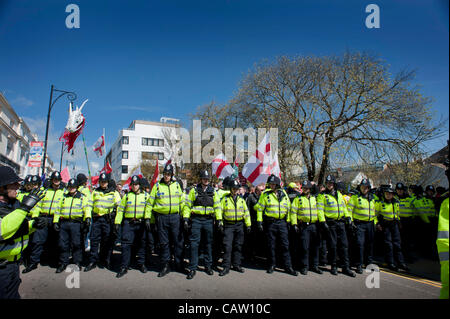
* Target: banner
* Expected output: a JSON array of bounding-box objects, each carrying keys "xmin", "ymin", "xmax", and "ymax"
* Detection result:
[{"xmin": 28, "ymin": 141, "xmax": 44, "ymax": 167}]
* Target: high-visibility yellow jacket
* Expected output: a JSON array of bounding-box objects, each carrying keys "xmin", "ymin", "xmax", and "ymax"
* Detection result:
[
  {"xmin": 348, "ymin": 193, "xmax": 378, "ymax": 223},
  {"xmin": 0, "ymin": 204, "xmax": 35, "ymax": 262},
  {"xmin": 316, "ymin": 191, "xmax": 351, "ymax": 221},
  {"xmin": 183, "ymin": 185, "xmax": 222, "ymax": 220},
  {"xmin": 216, "ymin": 189, "xmax": 229, "ymax": 200},
  {"xmin": 144, "ymin": 180, "xmax": 185, "ymax": 219},
  {"xmin": 78, "ymin": 185, "xmax": 92, "ymax": 209},
  {"xmin": 436, "ymin": 195, "xmax": 449, "ymax": 299},
  {"xmin": 115, "ymin": 191, "xmax": 149, "ymax": 224},
  {"xmin": 375, "ymin": 199, "xmax": 400, "ymax": 222},
  {"xmin": 32, "ymin": 187, "xmax": 65, "ymax": 218},
  {"xmin": 396, "ymin": 195, "xmax": 416, "ymax": 218},
  {"xmin": 91, "ymin": 188, "xmax": 121, "ymax": 217},
  {"xmin": 53, "ymin": 192, "xmax": 92, "ymax": 223},
  {"xmin": 255, "ymin": 189, "xmax": 291, "ymax": 223},
  {"xmin": 220, "ymin": 193, "xmax": 250, "ymax": 227},
  {"xmin": 411, "ymin": 196, "xmax": 435, "ymax": 222},
  {"xmin": 290, "ymin": 195, "xmax": 325, "ymax": 224}
]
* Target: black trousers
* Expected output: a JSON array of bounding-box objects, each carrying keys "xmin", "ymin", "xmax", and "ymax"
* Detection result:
[
  {"xmin": 222, "ymin": 221, "xmax": 245, "ymax": 269},
  {"xmin": 0, "ymin": 262, "xmax": 21, "ymax": 299},
  {"xmin": 58, "ymin": 220, "xmax": 83, "ymax": 265},
  {"xmin": 383, "ymin": 220, "xmax": 405, "ymax": 265},
  {"xmin": 354, "ymin": 221, "xmax": 375, "ymax": 267},
  {"xmin": 325, "ymin": 220, "xmax": 350, "ymax": 268},
  {"xmin": 265, "ymin": 219, "xmax": 292, "ymax": 269},
  {"xmin": 299, "ymin": 223, "xmax": 320, "ymax": 269},
  {"xmin": 156, "ymin": 214, "xmax": 184, "ymax": 266},
  {"xmin": 120, "ymin": 220, "xmax": 147, "ymax": 268},
  {"xmin": 89, "ymin": 216, "xmax": 113, "ymax": 264}
]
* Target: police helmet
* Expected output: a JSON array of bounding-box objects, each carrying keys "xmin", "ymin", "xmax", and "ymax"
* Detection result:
[
  {"xmin": 50, "ymin": 171, "xmax": 62, "ymax": 181},
  {"xmin": 425, "ymin": 185, "xmax": 435, "ymax": 193},
  {"xmin": 23, "ymin": 175, "xmax": 33, "ymax": 185},
  {"xmin": 99, "ymin": 173, "xmax": 109, "ymax": 183},
  {"xmin": 230, "ymin": 180, "xmax": 241, "ymax": 189},
  {"xmin": 302, "ymin": 180, "xmax": 312, "ymax": 189},
  {"xmin": 396, "ymin": 182, "xmax": 406, "ymax": 191},
  {"xmin": 384, "ymin": 187, "xmax": 395, "ymax": 194},
  {"xmin": 223, "ymin": 176, "xmax": 233, "ymax": 190},
  {"xmin": 200, "ymin": 170, "xmax": 210, "ymax": 180},
  {"xmin": 325, "ymin": 175, "xmax": 336, "ymax": 184},
  {"xmin": 163, "ymin": 164, "xmax": 174, "ymax": 175},
  {"xmin": 0, "ymin": 166, "xmax": 23, "ymax": 187},
  {"xmin": 67, "ymin": 178, "xmax": 78, "ymax": 188},
  {"xmin": 359, "ymin": 178, "xmax": 371, "ymax": 188},
  {"xmin": 77, "ymin": 173, "xmax": 88, "ymax": 185},
  {"xmin": 267, "ymin": 174, "xmax": 281, "ymax": 186},
  {"xmin": 130, "ymin": 175, "xmax": 140, "ymax": 185}
]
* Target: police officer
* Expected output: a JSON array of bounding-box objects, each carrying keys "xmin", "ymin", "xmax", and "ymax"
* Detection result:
[
  {"xmin": 23, "ymin": 171, "xmax": 65, "ymax": 273},
  {"xmin": 255, "ymin": 174, "xmax": 297, "ymax": 276},
  {"xmin": 0, "ymin": 166, "xmax": 47, "ymax": 298},
  {"xmin": 317, "ymin": 175, "xmax": 356, "ymax": 277},
  {"xmin": 375, "ymin": 187, "xmax": 409, "ymax": 271},
  {"xmin": 145, "ymin": 164, "xmax": 185, "ymax": 277},
  {"xmin": 53, "ymin": 179, "xmax": 91, "ymax": 273},
  {"xmin": 84, "ymin": 173, "xmax": 121, "ymax": 272},
  {"xmin": 183, "ymin": 170, "xmax": 221, "ymax": 279},
  {"xmin": 396, "ymin": 182, "xmax": 418, "ymax": 262},
  {"xmin": 436, "ymin": 159, "xmax": 449, "ymax": 299},
  {"xmin": 290, "ymin": 180, "xmax": 326, "ymax": 275},
  {"xmin": 347, "ymin": 178, "xmax": 377, "ymax": 274},
  {"xmin": 219, "ymin": 179, "xmax": 251, "ymax": 276},
  {"xmin": 115, "ymin": 175, "xmax": 149, "ymax": 278}
]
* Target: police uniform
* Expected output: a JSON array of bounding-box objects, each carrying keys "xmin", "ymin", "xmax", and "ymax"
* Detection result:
[
  {"xmin": 183, "ymin": 170, "xmax": 222, "ymax": 278},
  {"xmin": 219, "ymin": 180, "xmax": 250, "ymax": 276},
  {"xmin": 347, "ymin": 179, "xmax": 377, "ymax": 273},
  {"xmin": 437, "ymin": 192, "xmax": 449, "ymax": 299},
  {"xmin": 290, "ymin": 181, "xmax": 325, "ymax": 274},
  {"xmin": 375, "ymin": 188, "xmax": 408, "ymax": 271},
  {"xmin": 0, "ymin": 166, "xmax": 45, "ymax": 298},
  {"xmin": 115, "ymin": 176, "xmax": 149, "ymax": 277},
  {"xmin": 145, "ymin": 164, "xmax": 185, "ymax": 277},
  {"xmin": 24, "ymin": 172, "xmax": 65, "ymax": 272},
  {"xmin": 53, "ymin": 179, "xmax": 92, "ymax": 272},
  {"xmin": 316, "ymin": 175, "xmax": 355, "ymax": 276},
  {"xmin": 85, "ymin": 174, "xmax": 121, "ymax": 271},
  {"xmin": 255, "ymin": 175, "xmax": 297, "ymax": 275}
]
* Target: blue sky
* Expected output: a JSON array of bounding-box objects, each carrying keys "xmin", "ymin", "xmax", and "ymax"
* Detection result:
[{"xmin": 0, "ymin": 0, "xmax": 448, "ymax": 176}]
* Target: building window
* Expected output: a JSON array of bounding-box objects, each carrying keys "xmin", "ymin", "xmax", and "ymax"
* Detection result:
[
  {"xmin": 142, "ymin": 151, "xmax": 164, "ymax": 161},
  {"xmin": 20, "ymin": 148, "xmax": 25, "ymax": 161},
  {"xmin": 159, "ymin": 153, "xmax": 164, "ymax": 160},
  {"xmin": 122, "ymin": 165, "xmax": 128, "ymax": 174},
  {"xmin": 122, "ymin": 136, "xmax": 129, "ymax": 145},
  {"xmin": 142, "ymin": 137, "xmax": 164, "ymax": 147},
  {"xmin": 6, "ymin": 140, "xmax": 13, "ymax": 156},
  {"xmin": 122, "ymin": 151, "xmax": 128, "ymax": 159}
]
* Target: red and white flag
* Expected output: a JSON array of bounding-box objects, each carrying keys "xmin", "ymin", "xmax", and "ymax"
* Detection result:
[
  {"xmin": 212, "ymin": 153, "xmax": 235, "ymax": 179},
  {"xmin": 92, "ymin": 135, "xmax": 105, "ymax": 157},
  {"xmin": 270, "ymin": 151, "xmax": 283, "ymax": 186},
  {"xmin": 150, "ymin": 160, "xmax": 159, "ymax": 191},
  {"xmin": 61, "ymin": 167, "xmax": 71, "ymax": 183},
  {"xmin": 242, "ymin": 132, "xmax": 271, "ymax": 186},
  {"xmin": 100, "ymin": 161, "xmax": 112, "ymax": 174}
]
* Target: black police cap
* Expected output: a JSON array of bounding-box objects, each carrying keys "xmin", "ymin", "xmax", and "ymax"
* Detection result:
[
  {"xmin": 325, "ymin": 175, "xmax": 336, "ymax": 183},
  {"xmin": 50, "ymin": 171, "xmax": 62, "ymax": 181},
  {"xmin": 0, "ymin": 165, "xmax": 23, "ymax": 187},
  {"xmin": 130, "ymin": 175, "xmax": 140, "ymax": 185},
  {"xmin": 302, "ymin": 180, "xmax": 312, "ymax": 189},
  {"xmin": 67, "ymin": 178, "xmax": 78, "ymax": 188},
  {"xmin": 99, "ymin": 173, "xmax": 109, "ymax": 182}
]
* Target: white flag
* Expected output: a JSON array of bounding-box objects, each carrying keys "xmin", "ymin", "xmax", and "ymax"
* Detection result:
[
  {"xmin": 92, "ymin": 135, "xmax": 105, "ymax": 157},
  {"xmin": 212, "ymin": 153, "xmax": 235, "ymax": 179},
  {"xmin": 242, "ymin": 132, "xmax": 271, "ymax": 186}
]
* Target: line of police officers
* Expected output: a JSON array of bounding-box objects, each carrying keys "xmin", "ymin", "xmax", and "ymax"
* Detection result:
[{"xmin": 1, "ymin": 162, "xmax": 449, "ymax": 299}]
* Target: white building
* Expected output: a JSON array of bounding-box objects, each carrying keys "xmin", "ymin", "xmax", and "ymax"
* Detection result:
[
  {"xmin": 106, "ymin": 118, "xmax": 180, "ymax": 182},
  {"xmin": 0, "ymin": 93, "xmax": 54, "ymax": 177}
]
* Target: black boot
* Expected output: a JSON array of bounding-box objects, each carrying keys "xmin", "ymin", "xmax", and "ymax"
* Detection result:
[
  {"xmin": 232, "ymin": 265, "xmax": 245, "ymax": 273},
  {"xmin": 22, "ymin": 263, "xmax": 38, "ymax": 274},
  {"xmin": 158, "ymin": 264, "xmax": 170, "ymax": 277},
  {"xmin": 310, "ymin": 266, "xmax": 323, "ymax": 275},
  {"xmin": 286, "ymin": 267, "xmax": 298, "ymax": 276},
  {"xmin": 266, "ymin": 265, "xmax": 275, "ymax": 274},
  {"xmin": 186, "ymin": 270, "xmax": 196, "ymax": 280},
  {"xmin": 84, "ymin": 262, "xmax": 97, "ymax": 272},
  {"xmin": 356, "ymin": 265, "xmax": 363, "ymax": 274},
  {"xmin": 330, "ymin": 266, "xmax": 338, "ymax": 275},
  {"xmin": 398, "ymin": 263, "xmax": 409, "ymax": 271},
  {"xmin": 205, "ymin": 267, "xmax": 214, "ymax": 275},
  {"xmin": 116, "ymin": 267, "xmax": 128, "ymax": 278},
  {"xmin": 342, "ymin": 267, "xmax": 356, "ymax": 277},
  {"xmin": 138, "ymin": 264, "xmax": 148, "ymax": 273},
  {"xmin": 300, "ymin": 267, "xmax": 308, "ymax": 275},
  {"xmin": 56, "ymin": 264, "xmax": 67, "ymax": 273},
  {"xmin": 387, "ymin": 263, "xmax": 398, "ymax": 271},
  {"xmin": 219, "ymin": 267, "xmax": 230, "ymax": 276}
]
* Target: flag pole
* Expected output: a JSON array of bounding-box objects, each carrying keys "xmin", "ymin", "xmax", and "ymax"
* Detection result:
[{"xmin": 82, "ymin": 132, "xmax": 92, "ymax": 185}]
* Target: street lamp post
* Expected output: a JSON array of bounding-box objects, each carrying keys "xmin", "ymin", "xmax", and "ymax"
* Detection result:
[{"xmin": 41, "ymin": 84, "xmax": 77, "ymax": 176}]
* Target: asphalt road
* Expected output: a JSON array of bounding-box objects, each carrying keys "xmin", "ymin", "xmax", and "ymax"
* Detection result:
[{"xmin": 18, "ymin": 253, "xmax": 441, "ymax": 299}]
